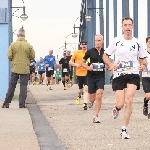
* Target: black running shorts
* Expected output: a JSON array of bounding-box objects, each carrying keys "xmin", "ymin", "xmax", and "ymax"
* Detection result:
[
  {"xmin": 142, "ymin": 77, "xmax": 150, "ymax": 93},
  {"xmin": 88, "ymin": 76, "xmax": 105, "ymax": 94},
  {"xmin": 77, "ymin": 76, "xmax": 87, "ymax": 89},
  {"xmin": 112, "ymin": 74, "xmax": 140, "ymax": 91},
  {"xmin": 46, "ymin": 67, "xmax": 54, "ymax": 77},
  {"xmin": 62, "ymin": 72, "xmax": 69, "ymax": 77}
]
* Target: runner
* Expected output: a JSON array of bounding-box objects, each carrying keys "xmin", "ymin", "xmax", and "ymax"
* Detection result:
[
  {"xmin": 82, "ymin": 34, "xmax": 105, "ymax": 121},
  {"xmin": 36, "ymin": 57, "xmax": 45, "ymax": 85},
  {"xmin": 142, "ymin": 36, "xmax": 150, "ymax": 119},
  {"xmin": 69, "ymin": 41, "xmax": 88, "ymax": 110},
  {"xmin": 66, "ymin": 50, "xmax": 73, "ymax": 86},
  {"xmin": 29, "ymin": 59, "xmax": 36, "ymax": 85},
  {"xmin": 44, "ymin": 50, "xmax": 56, "ymax": 90},
  {"xmin": 103, "ymin": 17, "xmax": 147, "ymax": 139},
  {"xmin": 59, "ymin": 52, "xmax": 70, "ymax": 90}
]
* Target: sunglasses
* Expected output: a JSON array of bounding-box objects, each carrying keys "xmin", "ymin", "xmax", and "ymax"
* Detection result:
[{"xmin": 81, "ymin": 43, "xmax": 87, "ymax": 45}]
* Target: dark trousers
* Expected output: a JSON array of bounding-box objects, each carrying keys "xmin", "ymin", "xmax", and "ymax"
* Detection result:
[{"xmin": 4, "ymin": 72, "xmax": 28, "ymax": 107}]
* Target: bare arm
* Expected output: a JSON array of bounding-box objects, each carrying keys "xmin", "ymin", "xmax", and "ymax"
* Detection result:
[
  {"xmin": 139, "ymin": 58, "xmax": 147, "ymax": 66},
  {"xmin": 69, "ymin": 60, "xmax": 81, "ymax": 67},
  {"xmin": 138, "ymin": 58, "xmax": 147, "ymax": 71},
  {"xmin": 81, "ymin": 59, "xmax": 93, "ymax": 71},
  {"xmin": 103, "ymin": 54, "xmax": 113, "ymax": 70}
]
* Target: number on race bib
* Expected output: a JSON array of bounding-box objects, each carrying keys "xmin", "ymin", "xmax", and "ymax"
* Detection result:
[
  {"xmin": 48, "ymin": 67, "xmax": 53, "ymax": 71},
  {"xmin": 63, "ymin": 68, "xmax": 68, "ymax": 72},
  {"xmin": 118, "ymin": 61, "xmax": 133, "ymax": 71},
  {"xmin": 92, "ymin": 63, "xmax": 104, "ymax": 71}
]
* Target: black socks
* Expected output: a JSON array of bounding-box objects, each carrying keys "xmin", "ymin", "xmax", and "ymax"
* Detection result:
[
  {"xmin": 144, "ymin": 97, "xmax": 149, "ymax": 107},
  {"xmin": 116, "ymin": 106, "xmax": 121, "ymax": 111}
]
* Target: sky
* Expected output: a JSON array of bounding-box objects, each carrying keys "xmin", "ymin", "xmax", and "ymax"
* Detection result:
[{"xmin": 12, "ymin": 0, "xmax": 148, "ymax": 60}]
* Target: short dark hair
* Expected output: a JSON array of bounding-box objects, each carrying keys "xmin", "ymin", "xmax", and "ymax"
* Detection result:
[
  {"xmin": 122, "ymin": 17, "xmax": 133, "ymax": 24},
  {"xmin": 146, "ymin": 37, "xmax": 150, "ymax": 43}
]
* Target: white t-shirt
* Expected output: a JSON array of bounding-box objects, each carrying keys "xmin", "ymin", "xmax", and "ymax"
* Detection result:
[
  {"xmin": 105, "ymin": 36, "xmax": 146, "ymax": 79},
  {"xmin": 142, "ymin": 51, "xmax": 150, "ymax": 77}
]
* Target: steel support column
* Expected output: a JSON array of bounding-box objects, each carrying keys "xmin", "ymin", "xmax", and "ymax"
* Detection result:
[
  {"xmin": 9, "ymin": 0, "xmax": 12, "ymax": 78},
  {"xmin": 105, "ymin": 0, "xmax": 110, "ymax": 84},
  {"xmin": 87, "ymin": 0, "xmax": 95, "ymax": 49},
  {"xmin": 113, "ymin": 0, "xmax": 117, "ymax": 38},
  {"xmin": 133, "ymin": 0, "xmax": 138, "ymax": 38},
  {"xmin": 0, "ymin": 0, "xmax": 11, "ymax": 100},
  {"xmin": 99, "ymin": 0, "xmax": 104, "ymax": 38},
  {"xmin": 147, "ymin": 0, "xmax": 150, "ymax": 36},
  {"xmin": 92, "ymin": 0, "xmax": 96, "ymax": 47},
  {"xmin": 122, "ymin": 0, "xmax": 129, "ymax": 18}
]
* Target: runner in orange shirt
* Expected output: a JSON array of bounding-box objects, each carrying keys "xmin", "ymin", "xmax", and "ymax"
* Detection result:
[{"xmin": 69, "ymin": 41, "xmax": 88, "ymax": 110}]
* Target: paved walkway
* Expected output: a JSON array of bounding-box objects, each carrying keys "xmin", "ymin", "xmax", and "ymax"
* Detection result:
[
  {"xmin": 28, "ymin": 83, "xmax": 149, "ymax": 150},
  {"xmin": 1, "ymin": 83, "xmax": 150, "ymax": 150},
  {"xmin": 0, "ymin": 84, "xmax": 40, "ymax": 150}
]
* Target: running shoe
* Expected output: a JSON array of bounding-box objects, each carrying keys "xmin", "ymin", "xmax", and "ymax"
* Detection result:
[
  {"xmin": 93, "ymin": 116, "xmax": 100, "ymax": 123},
  {"xmin": 40, "ymin": 82, "xmax": 45, "ymax": 85},
  {"xmin": 121, "ymin": 129, "xmax": 130, "ymax": 139},
  {"xmin": 64, "ymin": 87, "xmax": 66, "ymax": 90},
  {"xmin": 143, "ymin": 106, "xmax": 148, "ymax": 116},
  {"xmin": 76, "ymin": 97, "xmax": 80, "ymax": 105},
  {"xmin": 88, "ymin": 102, "xmax": 94, "ymax": 108},
  {"xmin": 49, "ymin": 87, "xmax": 52, "ymax": 90},
  {"xmin": 83, "ymin": 103, "xmax": 87, "ymax": 110},
  {"xmin": 112, "ymin": 106, "xmax": 119, "ymax": 119}
]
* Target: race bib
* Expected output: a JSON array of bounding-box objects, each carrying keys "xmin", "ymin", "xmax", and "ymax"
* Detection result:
[
  {"xmin": 92, "ymin": 63, "xmax": 104, "ymax": 71},
  {"xmin": 145, "ymin": 68, "xmax": 150, "ymax": 74},
  {"xmin": 118, "ymin": 61, "xmax": 133, "ymax": 71},
  {"xmin": 48, "ymin": 67, "xmax": 53, "ymax": 71},
  {"xmin": 63, "ymin": 68, "xmax": 68, "ymax": 72}
]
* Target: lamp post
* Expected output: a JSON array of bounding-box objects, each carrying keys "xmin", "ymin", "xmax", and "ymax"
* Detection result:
[
  {"xmin": 64, "ymin": 33, "xmax": 76, "ymax": 51},
  {"xmin": 85, "ymin": 8, "xmax": 103, "ymax": 22},
  {"xmin": 71, "ymin": 16, "xmax": 81, "ymax": 38},
  {"xmin": 72, "ymin": 24, "xmax": 80, "ymax": 38},
  {"xmin": 11, "ymin": 6, "xmax": 28, "ymax": 21}
]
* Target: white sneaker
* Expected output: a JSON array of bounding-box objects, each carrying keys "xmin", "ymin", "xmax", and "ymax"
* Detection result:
[
  {"xmin": 121, "ymin": 129, "xmax": 130, "ymax": 139},
  {"xmin": 93, "ymin": 116, "xmax": 100, "ymax": 123},
  {"xmin": 112, "ymin": 106, "xmax": 119, "ymax": 119}
]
